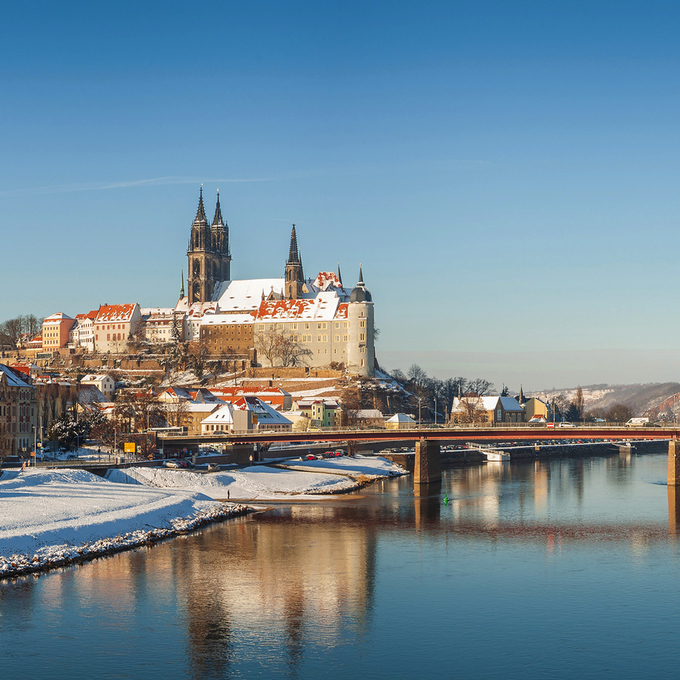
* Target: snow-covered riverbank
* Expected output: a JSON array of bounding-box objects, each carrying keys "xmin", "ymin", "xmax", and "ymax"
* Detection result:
[
  {"xmin": 106, "ymin": 455, "xmax": 408, "ymax": 500},
  {"xmin": 0, "ymin": 456, "xmax": 407, "ymax": 579},
  {"xmin": 0, "ymin": 469, "xmax": 249, "ymax": 578}
]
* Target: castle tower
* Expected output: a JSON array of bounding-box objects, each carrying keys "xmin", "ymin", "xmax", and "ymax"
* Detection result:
[
  {"xmin": 187, "ymin": 187, "xmax": 231, "ymax": 303},
  {"xmin": 347, "ymin": 265, "xmax": 375, "ymax": 377},
  {"xmin": 285, "ymin": 224, "xmax": 305, "ymax": 299}
]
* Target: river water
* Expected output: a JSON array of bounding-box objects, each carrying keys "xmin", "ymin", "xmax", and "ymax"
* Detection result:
[{"xmin": 2, "ymin": 451, "xmax": 680, "ymax": 679}]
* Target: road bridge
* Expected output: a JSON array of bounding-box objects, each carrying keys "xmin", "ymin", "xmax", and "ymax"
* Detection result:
[{"xmin": 157, "ymin": 425, "xmax": 680, "ymax": 484}]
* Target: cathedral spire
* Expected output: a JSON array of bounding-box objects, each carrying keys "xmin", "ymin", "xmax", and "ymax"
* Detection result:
[
  {"xmin": 337, "ymin": 262, "xmax": 343, "ymax": 286},
  {"xmin": 212, "ymin": 189, "xmax": 224, "ymax": 227},
  {"xmin": 194, "ymin": 185, "xmax": 208, "ymax": 225},
  {"xmin": 288, "ymin": 224, "xmax": 300, "ymax": 264},
  {"xmin": 180, "ymin": 269, "xmax": 185, "ymax": 298}
]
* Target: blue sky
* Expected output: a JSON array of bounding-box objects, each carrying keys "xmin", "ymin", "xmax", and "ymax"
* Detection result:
[{"xmin": 2, "ymin": 1, "xmax": 680, "ymax": 390}]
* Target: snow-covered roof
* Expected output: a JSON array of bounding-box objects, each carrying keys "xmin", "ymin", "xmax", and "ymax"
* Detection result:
[
  {"xmin": 312, "ymin": 271, "xmax": 346, "ymax": 293},
  {"xmin": 202, "ymin": 403, "xmax": 234, "ymax": 425},
  {"xmin": 0, "ymin": 364, "xmax": 31, "ymax": 388},
  {"xmin": 174, "ymin": 299, "xmax": 217, "ymax": 318},
  {"xmin": 43, "ymin": 312, "xmax": 74, "ymax": 323},
  {"xmin": 232, "ymin": 396, "xmax": 293, "ymax": 425},
  {"xmin": 140, "ymin": 307, "xmax": 175, "ymax": 317},
  {"xmin": 354, "ymin": 409, "xmax": 384, "ymax": 419},
  {"xmin": 214, "ymin": 279, "xmax": 285, "ymax": 312},
  {"xmin": 386, "ymin": 413, "xmax": 415, "ymax": 423},
  {"xmin": 96, "ymin": 304, "xmax": 138, "ymax": 323},
  {"xmin": 499, "ymin": 397, "xmax": 525, "ymax": 412},
  {"xmin": 81, "ymin": 374, "xmax": 112, "ymax": 382},
  {"xmin": 202, "ymin": 312, "xmax": 256, "ymax": 326},
  {"xmin": 254, "ymin": 291, "xmax": 342, "ymax": 322}
]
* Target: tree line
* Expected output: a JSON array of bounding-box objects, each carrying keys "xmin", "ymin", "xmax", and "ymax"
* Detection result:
[{"xmin": 0, "ymin": 315, "xmax": 43, "ymax": 349}]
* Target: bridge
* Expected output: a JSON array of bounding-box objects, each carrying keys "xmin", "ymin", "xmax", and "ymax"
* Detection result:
[{"xmin": 157, "ymin": 425, "xmax": 680, "ymax": 485}]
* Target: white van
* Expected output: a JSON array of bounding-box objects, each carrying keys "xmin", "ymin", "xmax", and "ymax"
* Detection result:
[{"xmin": 625, "ymin": 417, "xmax": 649, "ymax": 427}]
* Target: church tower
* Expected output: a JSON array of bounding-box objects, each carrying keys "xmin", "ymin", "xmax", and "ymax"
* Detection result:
[
  {"xmin": 187, "ymin": 187, "xmax": 231, "ymax": 303},
  {"xmin": 285, "ymin": 224, "xmax": 305, "ymax": 299}
]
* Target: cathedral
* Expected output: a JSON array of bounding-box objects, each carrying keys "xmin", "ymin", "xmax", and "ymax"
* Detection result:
[{"xmin": 178, "ymin": 188, "xmax": 376, "ymax": 377}]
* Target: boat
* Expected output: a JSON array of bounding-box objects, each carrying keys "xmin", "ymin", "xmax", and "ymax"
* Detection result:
[{"xmin": 484, "ymin": 449, "xmax": 511, "ymax": 462}]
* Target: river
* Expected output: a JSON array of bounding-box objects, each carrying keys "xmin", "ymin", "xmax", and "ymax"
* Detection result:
[{"xmin": 2, "ymin": 451, "xmax": 680, "ymax": 679}]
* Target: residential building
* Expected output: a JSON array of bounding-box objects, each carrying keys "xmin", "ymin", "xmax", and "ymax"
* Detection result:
[
  {"xmin": 42, "ymin": 313, "xmax": 76, "ymax": 351},
  {"xmin": 451, "ymin": 396, "xmax": 526, "ymax": 424},
  {"xmin": 524, "ymin": 397, "xmax": 550, "ymax": 421},
  {"xmin": 94, "ymin": 303, "xmax": 141, "ymax": 353},
  {"xmin": 69, "ymin": 310, "xmax": 97, "ymax": 351},
  {"xmin": 201, "ymin": 396, "xmax": 292, "ymax": 434},
  {"xmin": 0, "ymin": 364, "xmax": 38, "ymax": 458},
  {"xmin": 141, "ymin": 307, "xmax": 185, "ymax": 344},
  {"xmin": 294, "ymin": 398, "xmax": 339, "ymax": 428},
  {"xmin": 80, "ymin": 374, "xmax": 116, "ymax": 399}
]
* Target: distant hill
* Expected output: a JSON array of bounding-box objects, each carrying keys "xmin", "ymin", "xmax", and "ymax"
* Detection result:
[{"xmin": 531, "ymin": 383, "xmax": 680, "ymax": 418}]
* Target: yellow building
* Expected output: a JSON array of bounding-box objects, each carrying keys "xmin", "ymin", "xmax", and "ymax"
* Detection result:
[
  {"xmin": 524, "ymin": 397, "xmax": 549, "ymax": 421},
  {"xmin": 42, "ymin": 312, "xmax": 76, "ymax": 351}
]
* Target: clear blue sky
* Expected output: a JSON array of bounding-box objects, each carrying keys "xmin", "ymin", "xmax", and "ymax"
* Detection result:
[{"xmin": 2, "ymin": 1, "xmax": 680, "ymax": 390}]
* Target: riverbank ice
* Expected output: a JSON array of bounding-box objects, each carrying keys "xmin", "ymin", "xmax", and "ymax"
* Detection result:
[{"xmin": 0, "ymin": 468, "xmax": 249, "ymax": 579}]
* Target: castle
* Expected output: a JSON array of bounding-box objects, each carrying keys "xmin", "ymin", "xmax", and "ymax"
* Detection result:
[{"xmin": 175, "ymin": 188, "xmax": 376, "ymax": 377}]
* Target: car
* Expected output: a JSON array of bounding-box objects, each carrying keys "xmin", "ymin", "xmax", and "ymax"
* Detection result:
[
  {"xmin": 558, "ymin": 422, "xmax": 575, "ymax": 428},
  {"xmin": 305, "ymin": 454, "xmax": 316, "ymax": 461},
  {"xmin": 207, "ymin": 463, "xmax": 221, "ymax": 472},
  {"xmin": 164, "ymin": 460, "xmax": 179, "ymax": 468}
]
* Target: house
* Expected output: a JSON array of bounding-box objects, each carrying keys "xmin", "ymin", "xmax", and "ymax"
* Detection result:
[
  {"xmin": 80, "ymin": 374, "xmax": 116, "ymax": 399},
  {"xmin": 0, "ymin": 364, "xmax": 37, "ymax": 458},
  {"xmin": 349, "ymin": 409, "xmax": 385, "ymax": 428},
  {"xmin": 524, "ymin": 397, "xmax": 550, "ymax": 421},
  {"xmin": 69, "ymin": 310, "xmax": 98, "ymax": 351},
  {"xmin": 201, "ymin": 396, "xmax": 293, "ymax": 434},
  {"xmin": 294, "ymin": 398, "xmax": 339, "ymax": 428},
  {"xmin": 94, "ymin": 303, "xmax": 141, "ymax": 353},
  {"xmin": 451, "ymin": 396, "xmax": 526, "ymax": 424},
  {"xmin": 42, "ymin": 313, "xmax": 76, "ymax": 351},
  {"xmin": 141, "ymin": 307, "xmax": 185, "ymax": 344}
]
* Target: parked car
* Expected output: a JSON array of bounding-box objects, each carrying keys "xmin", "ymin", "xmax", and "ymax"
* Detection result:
[
  {"xmin": 164, "ymin": 460, "xmax": 179, "ymax": 468},
  {"xmin": 207, "ymin": 463, "xmax": 221, "ymax": 472}
]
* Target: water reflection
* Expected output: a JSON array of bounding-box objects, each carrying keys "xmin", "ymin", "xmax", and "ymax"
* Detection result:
[{"xmin": 0, "ymin": 452, "xmax": 676, "ymax": 680}]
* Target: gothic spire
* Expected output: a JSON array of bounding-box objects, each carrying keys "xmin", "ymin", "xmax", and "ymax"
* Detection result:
[
  {"xmin": 194, "ymin": 185, "xmax": 208, "ymax": 225},
  {"xmin": 358, "ymin": 263, "xmax": 364, "ymax": 284},
  {"xmin": 337, "ymin": 262, "xmax": 343, "ymax": 286},
  {"xmin": 180, "ymin": 269, "xmax": 185, "ymax": 298},
  {"xmin": 212, "ymin": 189, "xmax": 224, "ymax": 227},
  {"xmin": 288, "ymin": 224, "xmax": 300, "ymax": 263}
]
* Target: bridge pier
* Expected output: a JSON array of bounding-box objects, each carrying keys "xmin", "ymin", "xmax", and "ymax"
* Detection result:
[
  {"xmin": 227, "ymin": 444, "xmax": 255, "ymax": 466},
  {"xmin": 414, "ymin": 438, "xmax": 441, "ymax": 484},
  {"xmin": 669, "ymin": 441, "xmax": 680, "ymax": 486}
]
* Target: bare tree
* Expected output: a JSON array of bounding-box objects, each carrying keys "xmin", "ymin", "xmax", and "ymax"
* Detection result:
[
  {"xmin": 452, "ymin": 396, "xmax": 487, "ymax": 424},
  {"xmin": 466, "ymin": 378, "xmax": 494, "ymax": 397},
  {"xmin": 255, "ymin": 328, "xmax": 313, "ymax": 367}
]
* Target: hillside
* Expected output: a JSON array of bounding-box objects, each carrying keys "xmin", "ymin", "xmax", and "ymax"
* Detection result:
[{"xmin": 532, "ymin": 383, "xmax": 680, "ymax": 418}]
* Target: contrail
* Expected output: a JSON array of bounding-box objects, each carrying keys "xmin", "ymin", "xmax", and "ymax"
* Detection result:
[{"xmin": 0, "ymin": 176, "xmax": 273, "ymax": 197}]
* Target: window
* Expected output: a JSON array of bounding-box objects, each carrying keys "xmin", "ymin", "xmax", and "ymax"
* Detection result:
[
  {"xmin": 322, "ymin": 335, "xmax": 328, "ymax": 342},
  {"xmin": 334, "ymin": 322, "xmax": 340, "ymax": 329},
  {"xmin": 335, "ymin": 335, "xmax": 340, "ymax": 342},
  {"xmin": 360, "ymin": 320, "xmax": 365, "ymax": 328},
  {"xmin": 360, "ymin": 333, "xmax": 365, "ymax": 341},
  {"xmin": 360, "ymin": 346, "xmax": 366, "ymax": 353},
  {"xmin": 496, "ymin": 409, "xmax": 502, "ymax": 421},
  {"xmin": 107, "ymin": 334, "xmax": 110, "ymax": 341},
  {"xmin": 343, "ymin": 335, "xmax": 348, "ymax": 342},
  {"xmin": 305, "ymin": 323, "xmax": 310, "ymax": 330},
  {"xmin": 291, "ymin": 323, "xmax": 297, "ymax": 330},
  {"xmin": 317, "ymin": 335, "xmax": 322, "ymax": 342}
]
